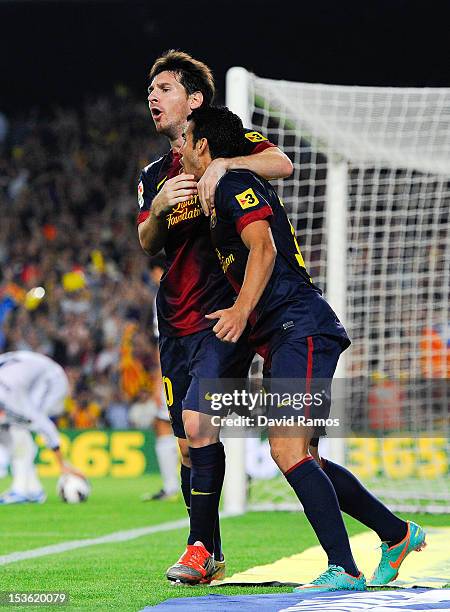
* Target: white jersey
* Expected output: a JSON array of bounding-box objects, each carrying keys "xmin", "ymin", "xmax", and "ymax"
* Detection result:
[{"xmin": 0, "ymin": 351, "xmax": 69, "ymax": 449}]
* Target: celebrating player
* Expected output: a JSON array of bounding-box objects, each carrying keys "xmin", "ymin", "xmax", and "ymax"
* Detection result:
[
  {"xmin": 0, "ymin": 350, "xmax": 85, "ymax": 504},
  {"xmin": 137, "ymin": 50, "xmax": 293, "ymax": 584},
  {"xmin": 180, "ymin": 105, "xmax": 426, "ymax": 592}
]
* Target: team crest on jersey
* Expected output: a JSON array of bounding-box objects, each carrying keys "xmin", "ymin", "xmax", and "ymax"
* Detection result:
[
  {"xmin": 244, "ymin": 131, "xmax": 268, "ymax": 143},
  {"xmin": 138, "ymin": 181, "xmax": 144, "ymax": 208},
  {"xmin": 235, "ymin": 187, "xmax": 260, "ymax": 209}
]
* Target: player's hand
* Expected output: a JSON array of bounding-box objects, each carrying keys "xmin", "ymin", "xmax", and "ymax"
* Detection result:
[
  {"xmin": 205, "ymin": 305, "xmax": 248, "ymax": 343},
  {"xmin": 61, "ymin": 462, "xmax": 87, "ymax": 480},
  {"xmin": 197, "ymin": 158, "xmax": 229, "ymax": 216},
  {"xmin": 152, "ymin": 174, "xmax": 197, "ymax": 218}
]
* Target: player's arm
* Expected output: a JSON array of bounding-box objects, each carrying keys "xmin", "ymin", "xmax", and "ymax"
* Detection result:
[
  {"xmin": 206, "ymin": 221, "xmax": 276, "ymax": 343},
  {"xmin": 30, "ymin": 414, "xmax": 85, "ymax": 477},
  {"xmin": 198, "ymin": 138, "xmax": 292, "ymax": 215}
]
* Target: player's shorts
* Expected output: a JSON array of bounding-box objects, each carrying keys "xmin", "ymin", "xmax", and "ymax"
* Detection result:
[
  {"xmin": 159, "ymin": 328, "xmax": 254, "ymax": 438},
  {"xmin": 264, "ymin": 331, "xmax": 347, "ymax": 437}
]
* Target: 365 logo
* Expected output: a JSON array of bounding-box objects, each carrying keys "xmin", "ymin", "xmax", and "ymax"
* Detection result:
[{"xmin": 235, "ymin": 187, "xmax": 259, "ymax": 209}]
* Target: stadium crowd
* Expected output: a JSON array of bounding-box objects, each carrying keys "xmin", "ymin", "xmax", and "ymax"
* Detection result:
[{"xmin": 0, "ymin": 87, "xmax": 168, "ymax": 429}]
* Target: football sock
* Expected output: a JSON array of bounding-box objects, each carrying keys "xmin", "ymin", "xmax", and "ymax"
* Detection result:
[
  {"xmin": 212, "ymin": 443, "xmax": 225, "ymax": 562},
  {"xmin": 188, "ymin": 442, "xmax": 225, "ymax": 555},
  {"xmin": 284, "ymin": 456, "xmax": 359, "ymax": 576},
  {"xmin": 181, "ymin": 461, "xmax": 224, "ymax": 560},
  {"xmin": 322, "ymin": 459, "xmax": 408, "ymax": 545},
  {"xmin": 155, "ymin": 434, "xmax": 179, "ymax": 496}
]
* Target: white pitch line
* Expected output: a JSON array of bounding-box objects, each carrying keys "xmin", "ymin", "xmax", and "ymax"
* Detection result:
[{"xmin": 0, "ymin": 517, "xmax": 191, "ymax": 566}]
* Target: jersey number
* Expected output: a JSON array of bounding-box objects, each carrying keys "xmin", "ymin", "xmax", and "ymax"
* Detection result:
[
  {"xmin": 162, "ymin": 376, "xmax": 174, "ymax": 407},
  {"xmin": 289, "ymin": 220, "xmax": 307, "ymax": 269},
  {"xmin": 279, "ymin": 198, "xmax": 307, "ymax": 269}
]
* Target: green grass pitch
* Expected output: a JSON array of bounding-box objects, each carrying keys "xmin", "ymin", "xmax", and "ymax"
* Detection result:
[{"xmin": 0, "ymin": 475, "xmax": 448, "ymax": 611}]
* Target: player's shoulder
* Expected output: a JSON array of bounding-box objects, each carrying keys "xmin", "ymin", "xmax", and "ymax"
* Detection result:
[
  {"xmin": 215, "ymin": 170, "xmax": 270, "ymax": 212},
  {"xmin": 140, "ymin": 153, "xmax": 169, "ymax": 182},
  {"xmin": 217, "ymin": 170, "xmax": 268, "ymax": 195}
]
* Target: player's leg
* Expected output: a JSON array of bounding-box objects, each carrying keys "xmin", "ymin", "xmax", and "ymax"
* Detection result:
[
  {"xmin": 158, "ymin": 333, "xmax": 218, "ymax": 583},
  {"xmin": 0, "ymin": 426, "xmax": 14, "ymax": 501},
  {"xmin": 184, "ymin": 329, "xmax": 254, "ymax": 558},
  {"xmin": 268, "ymin": 334, "xmax": 365, "ymax": 592},
  {"xmin": 158, "ymin": 334, "xmax": 191, "ymax": 501},
  {"xmin": 167, "ymin": 329, "xmax": 253, "ymax": 584},
  {"xmin": 151, "ymin": 418, "xmax": 179, "ymax": 499},
  {"xmin": 0, "ymin": 429, "xmax": 9, "ymax": 479},
  {"xmin": 309, "ymin": 436, "xmax": 424, "ymax": 585},
  {"xmin": 0, "ymin": 387, "xmax": 46, "ymax": 504},
  {"xmin": 8, "ymin": 425, "xmax": 45, "ymax": 503}
]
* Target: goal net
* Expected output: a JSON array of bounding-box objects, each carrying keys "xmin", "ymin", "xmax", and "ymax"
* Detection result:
[{"xmin": 225, "ymin": 68, "xmax": 450, "ymax": 514}]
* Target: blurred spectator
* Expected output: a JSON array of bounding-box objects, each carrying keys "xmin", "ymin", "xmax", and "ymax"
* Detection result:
[
  {"xmin": 105, "ymin": 390, "xmax": 130, "ymax": 430},
  {"xmin": 129, "ymin": 388, "xmax": 158, "ymax": 429},
  {"xmin": 0, "ymin": 89, "xmax": 167, "ymax": 427}
]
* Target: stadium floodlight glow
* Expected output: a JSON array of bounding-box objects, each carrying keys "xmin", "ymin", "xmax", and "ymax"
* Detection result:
[{"xmin": 225, "ymin": 68, "xmax": 450, "ymax": 515}]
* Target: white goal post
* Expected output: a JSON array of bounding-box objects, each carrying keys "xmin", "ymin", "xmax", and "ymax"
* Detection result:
[{"xmin": 223, "ymin": 67, "xmax": 450, "ymax": 515}]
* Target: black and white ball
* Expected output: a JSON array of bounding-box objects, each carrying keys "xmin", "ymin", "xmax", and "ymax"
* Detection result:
[{"xmin": 57, "ymin": 474, "xmax": 90, "ymax": 503}]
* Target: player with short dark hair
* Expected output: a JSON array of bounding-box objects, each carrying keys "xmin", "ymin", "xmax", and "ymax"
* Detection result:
[
  {"xmin": 137, "ymin": 50, "xmax": 293, "ymax": 584},
  {"xmin": 180, "ymin": 105, "xmax": 426, "ymax": 592}
]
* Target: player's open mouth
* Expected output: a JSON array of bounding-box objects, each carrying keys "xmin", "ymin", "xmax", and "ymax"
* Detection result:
[{"xmin": 151, "ymin": 108, "xmax": 163, "ymax": 120}]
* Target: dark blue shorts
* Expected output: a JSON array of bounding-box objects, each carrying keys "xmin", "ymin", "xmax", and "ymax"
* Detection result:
[
  {"xmin": 159, "ymin": 328, "xmax": 254, "ymax": 438},
  {"xmin": 264, "ymin": 332, "xmax": 347, "ymax": 436}
]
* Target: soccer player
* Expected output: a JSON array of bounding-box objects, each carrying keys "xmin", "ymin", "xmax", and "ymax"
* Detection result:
[
  {"xmin": 180, "ymin": 105, "xmax": 426, "ymax": 592},
  {"xmin": 0, "ymin": 350, "xmax": 84, "ymax": 504},
  {"xmin": 137, "ymin": 50, "xmax": 293, "ymax": 584}
]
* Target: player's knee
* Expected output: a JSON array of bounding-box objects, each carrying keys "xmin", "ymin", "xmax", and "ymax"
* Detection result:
[
  {"xmin": 182, "ymin": 412, "xmax": 219, "ymax": 447},
  {"xmin": 268, "ymin": 437, "xmax": 309, "ymax": 469},
  {"xmin": 268, "ymin": 437, "xmax": 285, "ymax": 464},
  {"xmin": 184, "ymin": 423, "xmax": 216, "ymax": 448}
]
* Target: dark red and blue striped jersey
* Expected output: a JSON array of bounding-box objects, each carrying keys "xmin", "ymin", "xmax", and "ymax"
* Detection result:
[
  {"xmin": 211, "ymin": 170, "xmax": 350, "ymax": 350},
  {"xmin": 137, "ymin": 131, "xmax": 275, "ymax": 337}
]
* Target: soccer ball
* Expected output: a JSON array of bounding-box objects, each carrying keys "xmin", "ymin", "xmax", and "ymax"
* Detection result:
[{"xmin": 57, "ymin": 474, "xmax": 90, "ymax": 504}]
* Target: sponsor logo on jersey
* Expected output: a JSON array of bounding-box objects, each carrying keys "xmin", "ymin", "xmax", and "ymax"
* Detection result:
[
  {"xmin": 235, "ymin": 187, "xmax": 260, "ymax": 209},
  {"xmin": 244, "ymin": 131, "xmax": 268, "ymax": 143},
  {"xmin": 166, "ymin": 196, "xmax": 202, "ymax": 228},
  {"xmin": 215, "ymin": 248, "xmax": 235, "ymax": 273},
  {"xmin": 210, "ymin": 208, "xmax": 217, "ymax": 228},
  {"xmin": 137, "ymin": 181, "xmax": 144, "ymax": 208}
]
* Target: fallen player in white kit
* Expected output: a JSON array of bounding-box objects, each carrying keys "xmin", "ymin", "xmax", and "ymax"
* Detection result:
[{"xmin": 0, "ymin": 350, "xmax": 84, "ymax": 504}]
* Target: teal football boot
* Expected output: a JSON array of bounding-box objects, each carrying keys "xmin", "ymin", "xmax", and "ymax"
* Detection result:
[{"xmin": 369, "ymin": 521, "xmax": 426, "ymax": 586}]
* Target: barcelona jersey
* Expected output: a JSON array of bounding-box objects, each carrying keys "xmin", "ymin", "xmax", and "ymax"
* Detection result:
[
  {"xmin": 137, "ymin": 131, "xmax": 275, "ymax": 337},
  {"xmin": 211, "ymin": 170, "xmax": 350, "ymax": 351}
]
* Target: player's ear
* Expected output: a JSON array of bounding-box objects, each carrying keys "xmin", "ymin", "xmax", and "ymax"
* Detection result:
[
  {"xmin": 189, "ymin": 91, "xmax": 203, "ymax": 110},
  {"xmin": 196, "ymin": 137, "xmax": 209, "ymax": 156}
]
